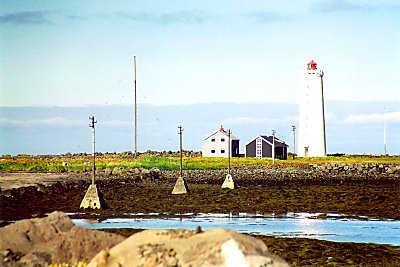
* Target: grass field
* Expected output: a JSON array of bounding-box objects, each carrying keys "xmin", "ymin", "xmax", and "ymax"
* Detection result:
[{"xmin": 1, "ymin": 153, "xmax": 399, "ymax": 173}]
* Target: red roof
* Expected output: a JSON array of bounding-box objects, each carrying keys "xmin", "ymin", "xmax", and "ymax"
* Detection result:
[{"xmin": 307, "ymin": 60, "xmax": 317, "ymax": 70}]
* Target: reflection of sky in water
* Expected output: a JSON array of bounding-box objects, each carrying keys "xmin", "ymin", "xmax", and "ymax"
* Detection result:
[{"xmin": 72, "ymin": 212, "xmax": 400, "ymax": 245}]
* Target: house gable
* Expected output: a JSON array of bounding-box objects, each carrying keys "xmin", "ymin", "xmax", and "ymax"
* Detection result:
[{"xmin": 202, "ymin": 127, "xmax": 240, "ymax": 158}]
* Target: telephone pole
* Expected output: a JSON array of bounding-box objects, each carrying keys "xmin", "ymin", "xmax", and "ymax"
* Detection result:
[
  {"xmin": 134, "ymin": 56, "xmax": 138, "ymax": 156},
  {"xmin": 178, "ymin": 125, "xmax": 183, "ymax": 177},
  {"xmin": 222, "ymin": 129, "xmax": 235, "ymax": 189},
  {"xmin": 228, "ymin": 129, "xmax": 231, "ymax": 175},
  {"xmin": 89, "ymin": 116, "xmax": 97, "ymax": 185},
  {"xmin": 272, "ymin": 129, "xmax": 276, "ymax": 164},
  {"xmin": 172, "ymin": 125, "xmax": 189, "ymax": 194},
  {"xmin": 292, "ymin": 125, "xmax": 296, "ymax": 159},
  {"xmin": 80, "ymin": 116, "xmax": 103, "ymax": 209}
]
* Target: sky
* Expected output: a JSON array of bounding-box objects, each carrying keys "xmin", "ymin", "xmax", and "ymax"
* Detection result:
[
  {"xmin": 1, "ymin": 0, "xmax": 399, "ymax": 106},
  {"xmin": 0, "ymin": 1, "xmax": 399, "ymax": 155}
]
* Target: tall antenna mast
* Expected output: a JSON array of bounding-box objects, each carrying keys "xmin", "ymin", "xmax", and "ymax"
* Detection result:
[
  {"xmin": 134, "ymin": 56, "xmax": 137, "ymax": 156},
  {"xmin": 384, "ymin": 107, "xmax": 387, "ymax": 155}
]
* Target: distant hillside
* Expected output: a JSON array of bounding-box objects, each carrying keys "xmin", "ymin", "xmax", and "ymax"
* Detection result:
[{"xmin": 0, "ymin": 101, "xmax": 399, "ymax": 155}]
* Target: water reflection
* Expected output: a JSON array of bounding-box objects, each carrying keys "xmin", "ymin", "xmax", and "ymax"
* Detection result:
[{"xmin": 72, "ymin": 212, "xmax": 400, "ymax": 245}]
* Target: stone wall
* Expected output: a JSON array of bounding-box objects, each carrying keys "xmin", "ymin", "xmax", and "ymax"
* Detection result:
[
  {"xmin": 311, "ymin": 163, "xmax": 400, "ymax": 175},
  {"xmin": 88, "ymin": 164, "xmax": 400, "ymax": 187},
  {"xmin": 158, "ymin": 165, "xmax": 400, "ymax": 186}
]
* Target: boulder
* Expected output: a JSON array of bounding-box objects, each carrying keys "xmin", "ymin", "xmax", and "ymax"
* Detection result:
[
  {"xmin": 112, "ymin": 167, "xmax": 127, "ymax": 176},
  {"xmin": 0, "ymin": 211, "xmax": 125, "ymax": 266},
  {"xmin": 88, "ymin": 228, "xmax": 289, "ymax": 267},
  {"xmin": 140, "ymin": 168, "xmax": 151, "ymax": 176},
  {"xmin": 150, "ymin": 167, "xmax": 162, "ymax": 179},
  {"xmin": 104, "ymin": 168, "xmax": 113, "ymax": 176}
]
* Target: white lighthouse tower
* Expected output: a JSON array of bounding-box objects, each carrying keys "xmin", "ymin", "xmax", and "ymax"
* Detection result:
[{"xmin": 297, "ymin": 60, "xmax": 326, "ymax": 157}]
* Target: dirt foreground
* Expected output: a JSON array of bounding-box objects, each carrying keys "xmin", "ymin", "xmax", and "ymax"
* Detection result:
[{"xmin": 1, "ymin": 169, "xmax": 399, "ymax": 266}]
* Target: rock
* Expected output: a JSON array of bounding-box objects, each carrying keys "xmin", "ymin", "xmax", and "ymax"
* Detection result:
[
  {"xmin": 140, "ymin": 168, "xmax": 151, "ymax": 176},
  {"xmin": 386, "ymin": 168, "xmax": 395, "ymax": 174},
  {"xmin": 150, "ymin": 167, "xmax": 161, "ymax": 179},
  {"xmin": 88, "ymin": 228, "xmax": 289, "ymax": 267},
  {"xmin": 104, "ymin": 168, "xmax": 113, "ymax": 176},
  {"xmin": 112, "ymin": 167, "xmax": 127, "ymax": 176},
  {"xmin": 132, "ymin": 168, "xmax": 141, "ymax": 175},
  {"xmin": 0, "ymin": 211, "xmax": 125, "ymax": 266}
]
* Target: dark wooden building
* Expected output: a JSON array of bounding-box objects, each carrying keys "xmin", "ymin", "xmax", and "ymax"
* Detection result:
[{"xmin": 245, "ymin": 135, "xmax": 288, "ymax": 159}]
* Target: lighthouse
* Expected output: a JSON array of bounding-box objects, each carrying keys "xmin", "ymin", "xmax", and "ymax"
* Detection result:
[{"xmin": 297, "ymin": 60, "xmax": 326, "ymax": 157}]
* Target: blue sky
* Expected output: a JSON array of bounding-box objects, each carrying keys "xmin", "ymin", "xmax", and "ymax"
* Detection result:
[
  {"xmin": 1, "ymin": 1, "xmax": 399, "ymax": 155},
  {"xmin": 1, "ymin": 0, "xmax": 399, "ymax": 106}
]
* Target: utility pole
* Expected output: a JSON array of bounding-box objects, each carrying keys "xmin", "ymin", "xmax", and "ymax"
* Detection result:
[
  {"xmin": 172, "ymin": 125, "xmax": 188, "ymax": 194},
  {"xmin": 134, "ymin": 56, "xmax": 137, "ymax": 156},
  {"xmin": 80, "ymin": 116, "xmax": 103, "ymax": 209},
  {"xmin": 272, "ymin": 129, "xmax": 276, "ymax": 164},
  {"xmin": 228, "ymin": 129, "xmax": 231, "ymax": 175},
  {"xmin": 222, "ymin": 129, "xmax": 235, "ymax": 189},
  {"xmin": 292, "ymin": 125, "xmax": 296, "ymax": 160},
  {"xmin": 89, "ymin": 116, "xmax": 97, "ymax": 185},
  {"xmin": 178, "ymin": 125, "xmax": 183, "ymax": 177}
]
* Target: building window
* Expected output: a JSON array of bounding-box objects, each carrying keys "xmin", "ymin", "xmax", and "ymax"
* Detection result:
[
  {"xmin": 221, "ymin": 138, "xmax": 225, "ymax": 142},
  {"xmin": 211, "ymin": 149, "xmax": 215, "ymax": 153},
  {"xmin": 211, "ymin": 138, "xmax": 215, "ymax": 142},
  {"xmin": 221, "ymin": 149, "xmax": 225, "ymax": 153},
  {"xmin": 256, "ymin": 137, "xmax": 262, "ymax": 158}
]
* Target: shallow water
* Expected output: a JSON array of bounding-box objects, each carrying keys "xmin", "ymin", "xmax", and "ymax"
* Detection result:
[{"xmin": 73, "ymin": 212, "xmax": 400, "ymax": 245}]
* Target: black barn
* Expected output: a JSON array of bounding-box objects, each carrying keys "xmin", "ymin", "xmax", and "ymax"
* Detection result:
[{"xmin": 245, "ymin": 135, "xmax": 288, "ymax": 160}]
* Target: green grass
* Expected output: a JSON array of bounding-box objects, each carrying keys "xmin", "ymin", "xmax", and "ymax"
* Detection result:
[{"xmin": 1, "ymin": 154, "xmax": 399, "ymax": 173}]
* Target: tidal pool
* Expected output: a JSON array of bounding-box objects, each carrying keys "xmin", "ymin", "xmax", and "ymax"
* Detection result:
[{"xmin": 73, "ymin": 212, "xmax": 400, "ymax": 245}]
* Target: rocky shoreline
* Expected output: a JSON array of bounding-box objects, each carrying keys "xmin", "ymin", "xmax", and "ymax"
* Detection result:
[{"xmin": 1, "ymin": 165, "xmax": 399, "ymax": 266}]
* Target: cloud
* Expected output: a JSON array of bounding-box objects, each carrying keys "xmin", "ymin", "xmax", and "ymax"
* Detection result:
[
  {"xmin": 311, "ymin": 0, "xmax": 366, "ymax": 13},
  {"xmin": 222, "ymin": 116, "xmax": 296, "ymax": 126},
  {"xmin": 0, "ymin": 11, "xmax": 52, "ymax": 25},
  {"xmin": 0, "ymin": 118, "xmax": 131, "ymax": 128},
  {"xmin": 344, "ymin": 112, "xmax": 400, "ymax": 124},
  {"xmin": 64, "ymin": 15, "xmax": 88, "ymax": 21},
  {"xmin": 116, "ymin": 10, "xmax": 212, "ymax": 24},
  {"xmin": 101, "ymin": 120, "xmax": 130, "ymax": 127},
  {"xmin": 0, "ymin": 117, "xmax": 84, "ymax": 127},
  {"xmin": 243, "ymin": 12, "xmax": 285, "ymax": 23}
]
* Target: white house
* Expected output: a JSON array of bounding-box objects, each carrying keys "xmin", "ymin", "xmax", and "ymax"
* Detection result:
[{"xmin": 202, "ymin": 126, "xmax": 240, "ymax": 157}]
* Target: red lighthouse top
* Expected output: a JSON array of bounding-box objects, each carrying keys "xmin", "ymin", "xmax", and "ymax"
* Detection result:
[{"xmin": 307, "ymin": 60, "xmax": 317, "ymax": 70}]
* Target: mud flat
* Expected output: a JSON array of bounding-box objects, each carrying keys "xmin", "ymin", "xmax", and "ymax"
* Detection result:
[{"xmin": 1, "ymin": 168, "xmax": 399, "ymax": 266}]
